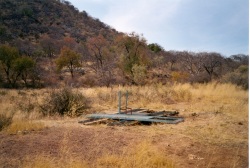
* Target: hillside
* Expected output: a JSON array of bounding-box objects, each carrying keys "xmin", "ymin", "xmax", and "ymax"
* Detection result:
[
  {"xmin": 0, "ymin": 1, "xmax": 248, "ymax": 167},
  {"xmin": 0, "ymin": 0, "xmax": 117, "ymax": 43},
  {"xmin": 0, "ymin": 0, "xmax": 248, "ymax": 88}
]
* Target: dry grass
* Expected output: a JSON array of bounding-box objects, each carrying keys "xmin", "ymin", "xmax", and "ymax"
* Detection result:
[
  {"xmin": 22, "ymin": 139, "xmax": 174, "ymax": 168},
  {"xmin": 95, "ymin": 141, "xmax": 174, "ymax": 168},
  {"xmin": 4, "ymin": 119, "xmax": 45, "ymax": 134},
  {"xmin": 0, "ymin": 89, "xmax": 43, "ymax": 119},
  {"xmin": 0, "ymin": 83, "xmax": 248, "ymax": 168},
  {"xmin": 22, "ymin": 155, "xmax": 89, "ymax": 168},
  {"xmin": 0, "ymin": 82, "xmax": 247, "ymax": 132},
  {"xmin": 78, "ymin": 82, "xmax": 248, "ymax": 118},
  {"xmin": 1, "ymin": 82, "xmax": 246, "ymax": 117},
  {"xmin": 0, "ymin": 89, "xmax": 45, "ymax": 134},
  {"xmin": 78, "ymin": 82, "xmax": 248, "ymax": 160}
]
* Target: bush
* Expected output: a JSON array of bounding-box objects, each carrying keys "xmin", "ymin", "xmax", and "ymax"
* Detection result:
[
  {"xmin": 40, "ymin": 88, "xmax": 89, "ymax": 117},
  {"xmin": 222, "ymin": 65, "xmax": 248, "ymax": 90},
  {"xmin": 132, "ymin": 64, "xmax": 147, "ymax": 85}
]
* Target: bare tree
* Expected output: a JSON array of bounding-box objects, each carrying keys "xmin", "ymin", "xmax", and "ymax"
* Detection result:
[
  {"xmin": 87, "ymin": 34, "xmax": 116, "ymax": 86},
  {"xmin": 40, "ymin": 35, "xmax": 57, "ymax": 57},
  {"xmin": 201, "ymin": 52, "xmax": 223, "ymax": 81},
  {"xmin": 180, "ymin": 51, "xmax": 204, "ymax": 75},
  {"xmin": 164, "ymin": 51, "xmax": 180, "ymax": 71}
]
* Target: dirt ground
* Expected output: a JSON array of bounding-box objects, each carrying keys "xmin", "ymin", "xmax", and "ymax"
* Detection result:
[{"xmin": 0, "ymin": 110, "xmax": 248, "ymax": 168}]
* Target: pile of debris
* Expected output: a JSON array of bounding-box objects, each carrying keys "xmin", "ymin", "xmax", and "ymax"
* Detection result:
[
  {"xmin": 79, "ymin": 109, "xmax": 184, "ymax": 126},
  {"xmin": 79, "ymin": 91, "xmax": 184, "ymax": 126}
]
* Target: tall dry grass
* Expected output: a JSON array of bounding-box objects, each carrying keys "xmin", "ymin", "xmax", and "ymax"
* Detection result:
[
  {"xmin": 78, "ymin": 82, "xmax": 248, "ymax": 118},
  {"xmin": 0, "ymin": 89, "xmax": 46, "ymax": 134},
  {"xmin": 4, "ymin": 119, "xmax": 45, "ymax": 134},
  {"xmin": 0, "ymin": 82, "xmax": 247, "ymax": 131},
  {"xmin": 0, "ymin": 83, "xmax": 247, "ymax": 116}
]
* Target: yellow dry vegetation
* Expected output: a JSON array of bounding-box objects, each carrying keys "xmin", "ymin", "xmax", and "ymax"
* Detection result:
[
  {"xmin": 0, "ymin": 82, "xmax": 247, "ymax": 134},
  {"xmin": 95, "ymin": 141, "xmax": 174, "ymax": 168},
  {"xmin": 22, "ymin": 140, "xmax": 174, "ymax": 168},
  {"xmin": 0, "ymin": 82, "xmax": 248, "ymax": 168},
  {"xmin": 4, "ymin": 119, "xmax": 45, "ymax": 134},
  {"xmin": 79, "ymin": 82, "xmax": 248, "ymax": 119}
]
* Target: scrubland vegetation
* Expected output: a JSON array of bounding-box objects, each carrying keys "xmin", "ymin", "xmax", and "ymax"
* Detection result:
[
  {"xmin": 0, "ymin": 82, "xmax": 248, "ymax": 167},
  {"xmin": 0, "ymin": 0, "xmax": 248, "ymax": 89},
  {"xmin": 0, "ymin": 0, "xmax": 248, "ymax": 167}
]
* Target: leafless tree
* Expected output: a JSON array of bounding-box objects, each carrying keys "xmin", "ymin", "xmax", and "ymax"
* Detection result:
[
  {"xmin": 201, "ymin": 52, "xmax": 224, "ymax": 81},
  {"xmin": 87, "ymin": 34, "xmax": 117, "ymax": 86},
  {"xmin": 164, "ymin": 50, "xmax": 179, "ymax": 71}
]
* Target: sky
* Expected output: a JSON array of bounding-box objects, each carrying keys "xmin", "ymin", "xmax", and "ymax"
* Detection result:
[{"xmin": 68, "ymin": 0, "xmax": 249, "ymax": 56}]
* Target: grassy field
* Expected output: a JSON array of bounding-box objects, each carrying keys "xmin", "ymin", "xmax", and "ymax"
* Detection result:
[{"xmin": 0, "ymin": 82, "xmax": 248, "ymax": 167}]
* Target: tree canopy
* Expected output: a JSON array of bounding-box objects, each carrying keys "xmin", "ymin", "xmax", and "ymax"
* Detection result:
[{"xmin": 55, "ymin": 46, "xmax": 81, "ymax": 78}]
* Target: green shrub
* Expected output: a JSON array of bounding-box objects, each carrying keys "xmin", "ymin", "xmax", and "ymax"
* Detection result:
[{"xmin": 40, "ymin": 88, "xmax": 89, "ymax": 117}]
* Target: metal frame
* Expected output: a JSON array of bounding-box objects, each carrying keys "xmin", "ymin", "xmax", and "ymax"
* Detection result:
[
  {"xmin": 118, "ymin": 90, "xmax": 132, "ymax": 114},
  {"xmin": 85, "ymin": 113, "xmax": 184, "ymax": 124},
  {"xmin": 79, "ymin": 91, "xmax": 184, "ymax": 125}
]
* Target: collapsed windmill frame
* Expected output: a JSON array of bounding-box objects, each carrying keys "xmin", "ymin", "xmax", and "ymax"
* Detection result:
[{"xmin": 79, "ymin": 91, "xmax": 184, "ymax": 125}]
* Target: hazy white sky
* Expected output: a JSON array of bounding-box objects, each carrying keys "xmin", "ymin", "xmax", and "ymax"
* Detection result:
[{"xmin": 68, "ymin": 0, "xmax": 249, "ymax": 56}]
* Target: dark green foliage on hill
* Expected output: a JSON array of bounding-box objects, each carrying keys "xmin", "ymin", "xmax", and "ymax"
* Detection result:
[
  {"xmin": 0, "ymin": 0, "xmax": 116, "ymax": 43},
  {"xmin": 148, "ymin": 43, "xmax": 163, "ymax": 53}
]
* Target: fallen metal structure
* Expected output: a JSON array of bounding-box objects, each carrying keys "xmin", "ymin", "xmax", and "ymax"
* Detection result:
[
  {"xmin": 80, "ymin": 109, "xmax": 184, "ymax": 125},
  {"xmin": 79, "ymin": 91, "xmax": 184, "ymax": 125}
]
